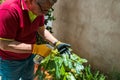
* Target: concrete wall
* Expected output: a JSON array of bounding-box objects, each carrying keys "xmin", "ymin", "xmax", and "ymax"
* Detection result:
[{"xmin": 53, "ymin": 0, "xmax": 120, "ymax": 73}]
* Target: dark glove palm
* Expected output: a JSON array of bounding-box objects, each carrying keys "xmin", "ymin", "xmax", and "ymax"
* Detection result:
[
  {"xmin": 56, "ymin": 42, "xmax": 71, "ymax": 54},
  {"xmin": 55, "ymin": 41, "xmax": 72, "ymax": 58}
]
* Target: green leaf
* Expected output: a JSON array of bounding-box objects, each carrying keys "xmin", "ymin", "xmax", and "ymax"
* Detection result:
[
  {"xmin": 61, "ymin": 53, "xmax": 69, "ymax": 67},
  {"xmin": 71, "ymin": 53, "xmax": 87, "ymax": 64},
  {"xmin": 74, "ymin": 62, "xmax": 84, "ymax": 74},
  {"xmin": 54, "ymin": 57, "xmax": 63, "ymax": 79},
  {"xmin": 60, "ymin": 65, "xmax": 65, "ymax": 76},
  {"xmin": 66, "ymin": 72, "xmax": 76, "ymax": 80},
  {"xmin": 45, "ymin": 60, "xmax": 56, "ymax": 72}
]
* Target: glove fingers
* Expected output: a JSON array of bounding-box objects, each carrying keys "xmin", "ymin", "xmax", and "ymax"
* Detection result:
[
  {"xmin": 66, "ymin": 50, "xmax": 71, "ymax": 55},
  {"xmin": 59, "ymin": 48, "xmax": 67, "ymax": 54},
  {"xmin": 59, "ymin": 48, "xmax": 71, "ymax": 55},
  {"xmin": 65, "ymin": 50, "xmax": 71, "ymax": 58},
  {"xmin": 57, "ymin": 44, "xmax": 70, "ymax": 51},
  {"xmin": 57, "ymin": 44, "xmax": 64, "ymax": 51},
  {"xmin": 63, "ymin": 43, "xmax": 71, "ymax": 47},
  {"xmin": 56, "ymin": 42, "xmax": 71, "ymax": 54}
]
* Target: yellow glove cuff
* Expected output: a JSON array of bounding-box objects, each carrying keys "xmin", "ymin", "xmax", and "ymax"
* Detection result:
[
  {"xmin": 32, "ymin": 44, "xmax": 52, "ymax": 57},
  {"xmin": 54, "ymin": 41, "xmax": 61, "ymax": 46}
]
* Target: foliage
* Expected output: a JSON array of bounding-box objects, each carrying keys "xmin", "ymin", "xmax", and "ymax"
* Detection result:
[
  {"xmin": 35, "ymin": 49, "xmax": 106, "ymax": 80},
  {"xmin": 35, "ymin": 49, "xmax": 86, "ymax": 80},
  {"xmin": 35, "ymin": 7, "xmax": 106, "ymax": 80},
  {"xmin": 80, "ymin": 65, "xmax": 106, "ymax": 80},
  {"xmin": 44, "ymin": 8, "xmax": 55, "ymax": 33}
]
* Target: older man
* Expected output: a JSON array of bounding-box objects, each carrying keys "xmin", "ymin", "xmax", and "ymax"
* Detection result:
[{"xmin": 0, "ymin": 0, "xmax": 70, "ymax": 80}]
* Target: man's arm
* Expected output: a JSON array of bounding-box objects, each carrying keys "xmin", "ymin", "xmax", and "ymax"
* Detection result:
[
  {"xmin": 0, "ymin": 26, "xmax": 57, "ymax": 54},
  {"xmin": 37, "ymin": 26, "xmax": 71, "ymax": 55},
  {"xmin": 37, "ymin": 26, "xmax": 58, "ymax": 44},
  {"xmin": 0, "ymin": 39, "xmax": 32, "ymax": 53}
]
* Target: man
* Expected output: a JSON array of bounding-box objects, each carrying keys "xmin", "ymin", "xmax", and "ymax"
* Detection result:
[{"xmin": 0, "ymin": 0, "xmax": 70, "ymax": 80}]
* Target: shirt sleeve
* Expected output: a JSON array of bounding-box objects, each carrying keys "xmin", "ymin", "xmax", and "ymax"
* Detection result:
[{"xmin": 0, "ymin": 9, "xmax": 19, "ymax": 40}]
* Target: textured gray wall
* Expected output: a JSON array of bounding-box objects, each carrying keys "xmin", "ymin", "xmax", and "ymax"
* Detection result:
[{"xmin": 53, "ymin": 0, "xmax": 120, "ymax": 73}]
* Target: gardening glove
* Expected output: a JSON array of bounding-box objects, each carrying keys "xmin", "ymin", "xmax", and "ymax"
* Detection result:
[
  {"xmin": 54, "ymin": 41, "xmax": 71, "ymax": 57},
  {"xmin": 32, "ymin": 44, "xmax": 52, "ymax": 57}
]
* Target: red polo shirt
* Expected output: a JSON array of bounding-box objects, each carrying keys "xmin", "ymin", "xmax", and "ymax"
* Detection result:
[{"xmin": 0, "ymin": 0, "xmax": 44, "ymax": 60}]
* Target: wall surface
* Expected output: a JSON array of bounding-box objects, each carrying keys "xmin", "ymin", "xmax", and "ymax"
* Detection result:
[{"xmin": 53, "ymin": 0, "xmax": 120, "ymax": 73}]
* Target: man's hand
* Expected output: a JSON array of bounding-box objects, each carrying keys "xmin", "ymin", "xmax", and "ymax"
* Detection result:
[
  {"xmin": 54, "ymin": 41, "xmax": 71, "ymax": 55},
  {"xmin": 32, "ymin": 44, "xmax": 52, "ymax": 57}
]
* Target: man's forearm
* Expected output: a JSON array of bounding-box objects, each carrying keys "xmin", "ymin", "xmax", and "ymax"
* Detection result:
[
  {"xmin": 37, "ymin": 26, "xmax": 58, "ymax": 44},
  {"xmin": 44, "ymin": 29, "xmax": 58, "ymax": 44},
  {"xmin": 0, "ymin": 40, "xmax": 32, "ymax": 53}
]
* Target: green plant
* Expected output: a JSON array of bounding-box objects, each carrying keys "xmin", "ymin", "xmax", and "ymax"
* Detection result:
[
  {"xmin": 35, "ymin": 49, "xmax": 106, "ymax": 80},
  {"xmin": 35, "ymin": 49, "xmax": 87, "ymax": 80},
  {"xmin": 44, "ymin": 8, "xmax": 55, "ymax": 33},
  {"xmin": 80, "ymin": 65, "xmax": 106, "ymax": 80},
  {"xmin": 35, "ymin": 7, "xmax": 106, "ymax": 80}
]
